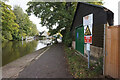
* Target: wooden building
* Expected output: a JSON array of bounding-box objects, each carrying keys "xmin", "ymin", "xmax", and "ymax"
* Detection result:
[{"xmin": 71, "ymin": 2, "xmax": 114, "ymax": 59}]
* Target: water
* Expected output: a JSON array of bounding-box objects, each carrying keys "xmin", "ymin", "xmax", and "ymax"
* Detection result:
[
  {"xmin": 2, "ymin": 40, "xmax": 47, "ymax": 66},
  {"xmin": 35, "ymin": 40, "xmax": 47, "ymax": 50}
]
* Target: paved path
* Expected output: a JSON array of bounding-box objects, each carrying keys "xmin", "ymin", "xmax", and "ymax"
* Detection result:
[{"xmin": 18, "ymin": 44, "xmax": 72, "ymax": 78}]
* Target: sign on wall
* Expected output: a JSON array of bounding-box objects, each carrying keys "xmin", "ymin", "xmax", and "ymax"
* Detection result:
[
  {"xmin": 84, "ymin": 36, "xmax": 92, "ymax": 44},
  {"xmin": 83, "ymin": 14, "xmax": 93, "ymax": 69},
  {"xmin": 83, "ymin": 14, "xmax": 93, "ymax": 44}
]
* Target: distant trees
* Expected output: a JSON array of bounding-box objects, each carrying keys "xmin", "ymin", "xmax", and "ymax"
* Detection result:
[
  {"xmin": 1, "ymin": 1, "xmax": 19, "ymax": 41},
  {"xmin": 1, "ymin": 1, "xmax": 38, "ymax": 42},
  {"xmin": 13, "ymin": 5, "xmax": 38, "ymax": 40}
]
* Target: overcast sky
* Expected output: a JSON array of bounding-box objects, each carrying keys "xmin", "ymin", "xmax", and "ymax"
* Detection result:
[
  {"xmin": 5, "ymin": 0, "xmax": 120, "ymax": 32},
  {"xmin": 6, "ymin": 0, "xmax": 49, "ymax": 32}
]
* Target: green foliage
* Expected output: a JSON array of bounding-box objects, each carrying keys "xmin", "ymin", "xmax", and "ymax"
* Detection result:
[
  {"xmin": 94, "ymin": 56, "xmax": 103, "ymax": 74},
  {"xmin": 13, "ymin": 5, "xmax": 38, "ymax": 39},
  {"xmin": 26, "ymin": 2, "xmax": 103, "ymax": 46},
  {"xmin": 0, "ymin": 1, "xmax": 19, "ymax": 41},
  {"xmin": 26, "ymin": 2, "xmax": 77, "ymax": 46},
  {"xmin": 29, "ymin": 23, "xmax": 39, "ymax": 36},
  {"xmin": 1, "ymin": 1, "xmax": 39, "ymax": 42},
  {"xmin": 64, "ymin": 46, "xmax": 103, "ymax": 78},
  {"xmin": 2, "ymin": 31, "xmax": 13, "ymax": 40},
  {"xmin": 63, "ymin": 31, "xmax": 72, "ymax": 47},
  {"xmin": 1, "ymin": 1, "xmax": 103, "ymax": 42},
  {"xmin": 88, "ymin": 0, "xmax": 103, "ymax": 5}
]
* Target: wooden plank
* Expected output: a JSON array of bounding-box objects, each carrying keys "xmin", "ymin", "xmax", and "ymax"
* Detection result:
[
  {"xmin": 105, "ymin": 25, "xmax": 120, "ymax": 78},
  {"xmin": 117, "ymin": 26, "xmax": 120, "ymax": 78}
]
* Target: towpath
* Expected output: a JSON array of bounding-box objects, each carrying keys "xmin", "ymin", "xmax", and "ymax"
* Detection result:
[{"xmin": 18, "ymin": 43, "xmax": 72, "ymax": 78}]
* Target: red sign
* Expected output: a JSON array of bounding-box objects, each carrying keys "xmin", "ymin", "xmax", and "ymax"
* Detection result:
[{"xmin": 84, "ymin": 36, "xmax": 92, "ymax": 44}]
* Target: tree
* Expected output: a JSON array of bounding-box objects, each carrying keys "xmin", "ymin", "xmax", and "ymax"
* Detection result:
[
  {"xmin": 29, "ymin": 22, "xmax": 39, "ymax": 36},
  {"xmin": 39, "ymin": 31, "xmax": 44, "ymax": 36},
  {"xmin": 13, "ymin": 6, "xmax": 28, "ymax": 39},
  {"xmin": 88, "ymin": 0, "xmax": 103, "ymax": 5},
  {"xmin": 26, "ymin": 2, "xmax": 103, "ymax": 46},
  {"xmin": 26, "ymin": 2, "xmax": 77, "ymax": 43},
  {"xmin": 0, "ymin": 1, "xmax": 19, "ymax": 41},
  {"xmin": 27, "ymin": 2, "xmax": 77, "ymax": 32},
  {"xmin": 1, "ymin": 2, "xmax": 38, "ymax": 41},
  {"xmin": 13, "ymin": 5, "xmax": 38, "ymax": 40}
]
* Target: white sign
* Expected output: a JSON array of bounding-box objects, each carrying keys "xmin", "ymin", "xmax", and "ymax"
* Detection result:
[
  {"xmin": 86, "ymin": 43, "xmax": 90, "ymax": 51},
  {"xmin": 83, "ymin": 14, "xmax": 93, "ymax": 44},
  {"xmin": 83, "ymin": 14, "xmax": 93, "ymax": 69},
  {"xmin": 83, "ymin": 14, "xmax": 93, "ymax": 36}
]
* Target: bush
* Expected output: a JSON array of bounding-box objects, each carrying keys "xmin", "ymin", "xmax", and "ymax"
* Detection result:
[
  {"xmin": 63, "ymin": 32, "xmax": 72, "ymax": 47},
  {"xmin": 12, "ymin": 33, "xmax": 22, "ymax": 41},
  {"xmin": 2, "ymin": 36, "xmax": 8, "ymax": 42},
  {"xmin": 64, "ymin": 46, "xmax": 104, "ymax": 78},
  {"xmin": 94, "ymin": 56, "xmax": 103, "ymax": 74},
  {"xmin": 3, "ymin": 31, "xmax": 13, "ymax": 41}
]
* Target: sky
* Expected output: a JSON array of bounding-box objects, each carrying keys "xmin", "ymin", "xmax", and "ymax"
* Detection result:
[
  {"xmin": 5, "ymin": 0, "xmax": 120, "ymax": 32},
  {"xmin": 6, "ymin": 0, "xmax": 49, "ymax": 32},
  {"xmin": 103, "ymin": 0, "xmax": 120, "ymax": 25}
]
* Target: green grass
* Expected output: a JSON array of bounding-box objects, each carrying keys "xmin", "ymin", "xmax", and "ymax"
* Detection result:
[{"xmin": 64, "ymin": 46, "xmax": 103, "ymax": 78}]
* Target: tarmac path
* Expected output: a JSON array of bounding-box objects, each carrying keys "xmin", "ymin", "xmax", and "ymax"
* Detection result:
[{"xmin": 18, "ymin": 43, "xmax": 72, "ymax": 78}]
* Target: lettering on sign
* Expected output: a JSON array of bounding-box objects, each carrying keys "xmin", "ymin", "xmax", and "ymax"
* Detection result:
[{"xmin": 84, "ymin": 36, "xmax": 92, "ymax": 44}]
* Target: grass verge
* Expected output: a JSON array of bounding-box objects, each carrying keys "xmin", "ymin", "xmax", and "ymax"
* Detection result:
[{"xmin": 64, "ymin": 45, "xmax": 103, "ymax": 78}]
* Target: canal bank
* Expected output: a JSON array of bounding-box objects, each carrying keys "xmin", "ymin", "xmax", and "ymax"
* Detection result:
[
  {"xmin": 2, "ymin": 40, "xmax": 47, "ymax": 66},
  {"xmin": 2, "ymin": 47, "xmax": 50, "ymax": 78}
]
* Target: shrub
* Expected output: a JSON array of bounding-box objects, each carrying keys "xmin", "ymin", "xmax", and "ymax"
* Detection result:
[
  {"xmin": 3, "ymin": 31, "xmax": 13, "ymax": 40},
  {"xmin": 63, "ymin": 32, "xmax": 72, "ymax": 47}
]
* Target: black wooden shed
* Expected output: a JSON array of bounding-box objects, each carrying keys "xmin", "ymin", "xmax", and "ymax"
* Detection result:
[{"xmin": 71, "ymin": 2, "xmax": 114, "ymax": 48}]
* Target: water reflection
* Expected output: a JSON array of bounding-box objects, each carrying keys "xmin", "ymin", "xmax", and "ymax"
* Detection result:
[
  {"xmin": 36, "ymin": 40, "xmax": 47, "ymax": 51},
  {"xmin": 2, "ymin": 40, "xmax": 46, "ymax": 66}
]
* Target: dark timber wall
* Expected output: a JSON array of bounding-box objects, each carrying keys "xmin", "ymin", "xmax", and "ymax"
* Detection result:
[{"xmin": 71, "ymin": 2, "xmax": 114, "ymax": 48}]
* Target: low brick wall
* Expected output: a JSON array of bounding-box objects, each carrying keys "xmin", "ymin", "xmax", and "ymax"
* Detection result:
[
  {"xmin": 84, "ymin": 45, "xmax": 103, "ymax": 57},
  {"xmin": 90, "ymin": 45, "xmax": 103, "ymax": 58},
  {"xmin": 72, "ymin": 41, "xmax": 103, "ymax": 62},
  {"xmin": 84, "ymin": 45, "xmax": 103, "ymax": 62}
]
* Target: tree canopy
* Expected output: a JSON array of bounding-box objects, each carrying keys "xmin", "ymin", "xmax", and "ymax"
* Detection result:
[
  {"xmin": 0, "ymin": 1, "xmax": 19, "ymax": 41},
  {"xmin": 26, "ymin": 2, "xmax": 103, "ymax": 46},
  {"xmin": 26, "ymin": 2, "xmax": 77, "ymax": 34},
  {"xmin": 13, "ymin": 5, "xmax": 38, "ymax": 40},
  {"xmin": 1, "ymin": 1, "xmax": 39, "ymax": 41},
  {"xmin": 1, "ymin": 1, "xmax": 103, "ymax": 43}
]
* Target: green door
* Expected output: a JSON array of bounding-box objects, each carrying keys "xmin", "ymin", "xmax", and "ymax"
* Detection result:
[{"xmin": 75, "ymin": 26, "xmax": 84, "ymax": 55}]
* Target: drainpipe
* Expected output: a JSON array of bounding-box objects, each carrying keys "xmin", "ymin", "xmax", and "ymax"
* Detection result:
[{"xmin": 103, "ymin": 24, "xmax": 106, "ymax": 75}]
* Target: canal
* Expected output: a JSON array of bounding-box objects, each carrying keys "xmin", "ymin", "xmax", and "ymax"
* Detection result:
[{"xmin": 2, "ymin": 40, "xmax": 47, "ymax": 66}]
